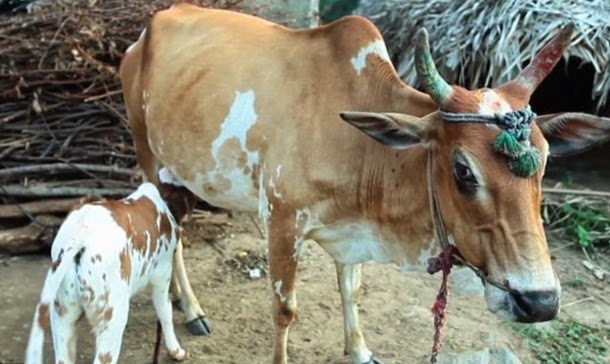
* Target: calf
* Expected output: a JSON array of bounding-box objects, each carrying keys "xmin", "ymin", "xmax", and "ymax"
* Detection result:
[{"xmin": 25, "ymin": 168, "xmax": 198, "ymax": 364}]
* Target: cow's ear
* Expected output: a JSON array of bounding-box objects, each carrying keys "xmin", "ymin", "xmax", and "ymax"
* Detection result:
[
  {"xmin": 340, "ymin": 111, "xmax": 425, "ymax": 149},
  {"xmin": 536, "ymin": 112, "xmax": 610, "ymax": 157}
]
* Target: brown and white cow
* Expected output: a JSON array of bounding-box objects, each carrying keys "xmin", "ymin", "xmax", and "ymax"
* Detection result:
[
  {"xmin": 24, "ymin": 168, "xmax": 202, "ymax": 364},
  {"xmin": 119, "ymin": 4, "xmax": 610, "ymax": 364}
]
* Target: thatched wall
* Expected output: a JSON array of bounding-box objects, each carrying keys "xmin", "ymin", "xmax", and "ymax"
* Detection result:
[{"xmin": 357, "ymin": 0, "xmax": 610, "ymax": 111}]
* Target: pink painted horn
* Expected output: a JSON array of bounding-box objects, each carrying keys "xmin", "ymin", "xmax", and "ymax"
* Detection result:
[
  {"xmin": 503, "ymin": 23, "xmax": 574, "ymax": 95},
  {"xmin": 414, "ymin": 28, "xmax": 453, "ymax": 106}
]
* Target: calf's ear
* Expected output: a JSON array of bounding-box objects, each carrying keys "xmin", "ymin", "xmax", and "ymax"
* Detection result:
[
  {"xmin": 536, "ymin": 112, "xmax": 610, "ymax": 157},
  {"xmin": 340, "ymin": 111, "xmax": 425, "ymax": 150}
]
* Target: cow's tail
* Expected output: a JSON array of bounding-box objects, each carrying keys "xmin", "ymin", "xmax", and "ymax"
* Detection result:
[{"xmin": 24, "ymin": 245, "xmax": 83, "ymax": 364}]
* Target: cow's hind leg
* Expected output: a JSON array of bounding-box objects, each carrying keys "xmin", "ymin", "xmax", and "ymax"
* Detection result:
[
  {"xmin": 267, "ymin": 206, "xmax": 300, "ymax": 364},
  {"xmin": 336, "ymin": 262, "xmax": 382, "ymax": 364},
  {"xmin": 130, "ymin": 117, "xmax": 161, "ymax": 184},
  {"xmin": 173, "ymin": 238, "xmax": 212, "ymax": 336}
]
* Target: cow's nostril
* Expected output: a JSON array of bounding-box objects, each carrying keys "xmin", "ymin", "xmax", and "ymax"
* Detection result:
[{"xmin": 510, "ymin": 290, "xmax": 559, "ymax": 323}]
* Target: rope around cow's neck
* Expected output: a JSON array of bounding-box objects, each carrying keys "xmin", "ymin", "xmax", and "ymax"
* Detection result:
[{"xmin": 425, "ymin": 148, "xmax": 517, "ymax": 363}]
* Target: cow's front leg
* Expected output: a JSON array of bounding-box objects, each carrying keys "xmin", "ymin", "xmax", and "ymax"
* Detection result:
[
  {"xmin": 336, "ymin": 262, "xmax": 382, "ymax": 364},
  {"xmin": 267, "ymin": 208, "xmax": 300, "ymax": 364}
]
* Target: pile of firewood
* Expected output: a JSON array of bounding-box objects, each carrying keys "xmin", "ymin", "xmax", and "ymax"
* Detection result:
[{"xmin": 0, "ymin": 0, "xmax": 240, "ymax": 254}]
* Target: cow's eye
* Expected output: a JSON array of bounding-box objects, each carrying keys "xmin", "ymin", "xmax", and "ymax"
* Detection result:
[
  {"xmin": 453, "ymin": 158, "xmax": 478, "ymax": 195},
  {"xmin": 454, "ymin": 161, "xmax": 476, "ymax": 183}
]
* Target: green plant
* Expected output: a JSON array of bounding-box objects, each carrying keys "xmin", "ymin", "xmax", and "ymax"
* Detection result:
[
  {"xmin": 542, "ymin": 195, "xmax": 610, "ymax": 254},
  {"xmin": 561, "ymin": 203, "xmax": 610, "ymax": 249},
  {"xmin": 512, "ymin": 319, "xmax": 609, "ymax": 364}
]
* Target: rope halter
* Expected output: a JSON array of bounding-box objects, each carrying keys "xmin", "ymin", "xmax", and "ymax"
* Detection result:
[{"xmin": 440, "ymin": 106, "xmax": 541, "ymax": 177}]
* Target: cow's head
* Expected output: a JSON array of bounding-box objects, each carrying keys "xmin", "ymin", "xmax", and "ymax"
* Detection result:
[{"xmin": 340, "ymin": 24, "xmax": 610, "ymax": 323}]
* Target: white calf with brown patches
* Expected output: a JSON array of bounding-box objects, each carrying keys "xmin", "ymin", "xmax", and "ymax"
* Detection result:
[
  {"xmin": 120, "ymin": 4, "xmax": 610, "ymax": 364},
  {"xmin": 25, "ymin": 172, "xmax": 197, "ymax": 364}
]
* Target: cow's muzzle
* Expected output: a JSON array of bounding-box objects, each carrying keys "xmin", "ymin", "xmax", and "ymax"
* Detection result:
[{"xmin": 509, "ymin": 289, "xmax": 560, "ymax": 323}]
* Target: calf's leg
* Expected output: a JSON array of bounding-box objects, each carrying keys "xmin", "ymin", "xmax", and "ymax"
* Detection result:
[
  {"xmin": 152, "ymin": 273, "xmax": 187, "ymax": 361},
  {"xmin": 50, "ymin": 297, "xmax": 82, "ymax": 364},
  {"xmin": 90, "ymin": 293, "xmax": 130, "ymax": 364}
]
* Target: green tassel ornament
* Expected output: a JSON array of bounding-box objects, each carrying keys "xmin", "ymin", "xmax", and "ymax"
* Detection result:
[
  {"xmin": 493, "ymin": 131, "xmax": 525, "ymax": 157},
  {"xmin": 509, "ymin": 148, "xmax": 541, "ymax": 177}
]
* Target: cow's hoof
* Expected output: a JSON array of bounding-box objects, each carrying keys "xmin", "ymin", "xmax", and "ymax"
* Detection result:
[
  {"xmin": 185, "ymin": 315, "xmax": 213, "ymax": 336},
  {"xmin": 365, "ymin": 355, "xmax": 383, "ymax": 364},
  {"xmin": 343, "ymin": 351, "xmax": 383, "ymax": 364}
]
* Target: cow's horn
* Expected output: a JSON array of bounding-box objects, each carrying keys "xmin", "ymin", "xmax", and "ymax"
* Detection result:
[
  {"xmin": 414, "ymin": 28, "xmax": 452, "ymax": 106},
  {"xmin": 503, "ymin": 23, "xmax": 574, "ymax": 96}
]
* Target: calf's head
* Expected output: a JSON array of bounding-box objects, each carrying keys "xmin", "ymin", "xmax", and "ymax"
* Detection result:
[
  {"xmin": 341, "ymin": 24, "xmax": 610, "ymax": 322},
  {"xmin": 158, "ymin": 167, "xmax": 198, "ymax": 223}
]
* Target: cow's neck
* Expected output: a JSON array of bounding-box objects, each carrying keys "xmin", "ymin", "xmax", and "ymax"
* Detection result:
[
  {"xmin": 314, "ymin": 142, "xmax": 438, "ymax": 271},
  {"xmin": 307, "ymin": 67, "xmax": 440, "ymax": 270}
]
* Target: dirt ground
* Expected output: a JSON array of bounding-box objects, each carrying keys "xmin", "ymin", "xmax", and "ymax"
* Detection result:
[{"xmin": 1, "ymin": 213, "xmax": 608, "ymax": 364}]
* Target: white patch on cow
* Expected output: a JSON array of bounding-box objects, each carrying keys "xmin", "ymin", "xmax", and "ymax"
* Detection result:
[
  {"xmin": 210, "ymin": 90, "xmax": 258, "ymax": 166},
  {"xmin": 292, "ymin": 236, "xmax": 304, "ymax": 262},
  {"xmin": 268, "ymin": 170, "xmax": 283, "ymax": 200},
  {"xmin": 267, "ymin": 164, "xmax": 284, "ymax": 200},
  {"xmin": 312, "ymin": 219, "xmax": 435, "ymax": 271},
  {"xmin": 158, "ymin": 167, "xmax": 183, "ymax": 187},
  {"xmin": 350, "ymin": 39, "xmax": 391, "ymax": 75},
  {"xmin": 273, "ymin": 280, "xmax": 286, "ymax": 303},
  {"xmin": 187, "ymin": 90, "xmax": 260, "ymax": 211},
  {"xmin": 142, "ymin": 90, "xmax": 150, "ymax": 112},
  {"xmin": 126, "ymin": 28, "xmax": 146, "ymax": 54},
  {"xmin": 292, "ymin": 208, "xmax": 312, "ymax": 261},
  {"xmin": 257, "ymin": 170, "xmax": 271, "ymax": 236},
  {"xmin": 478, "ymin": 90, "xmax": 512, "ymax": 115},
  {"xmin": 315, "ymin": 222, "xmax": 396, "ymax": 265}
]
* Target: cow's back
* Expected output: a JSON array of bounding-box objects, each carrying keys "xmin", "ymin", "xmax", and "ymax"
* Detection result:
[{"xmin": 120, "ymin": 4, "xmax": 434, "ymax": 211}]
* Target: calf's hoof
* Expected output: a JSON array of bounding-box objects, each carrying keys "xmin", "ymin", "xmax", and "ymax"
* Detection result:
[
  {"xmin": 185, "ymin": 315, "xmax": 213, "ymax": 336},
  {"xmin": 169, "ymin": 347, "xmax": 187, "ymax": 362}
]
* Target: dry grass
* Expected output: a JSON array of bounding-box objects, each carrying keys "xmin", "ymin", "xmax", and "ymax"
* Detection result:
[{"xmin": 0, "ymin": 0, "xmax": 242, "ymax": 199}]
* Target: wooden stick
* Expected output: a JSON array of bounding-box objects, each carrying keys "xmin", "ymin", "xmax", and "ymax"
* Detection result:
[
  {"xmin": 0, "ymin": 185, "xmax": 133, "ymax": 197},
  {"xmin": 84, "ymin": 90, "xmax": 123, "ymax": 103},
  {"xmin": 561, "ymin": 296, "xmax": 594, "ymax": 308},
  {"xmin": 0, "ymin": 163, "xmax": 136, "ymax": 179},
  {"xmin": 0, "ymin": 215, "xmax": 62, "ymax": 255},
  {"xmin": 191, "ymin": 211, "xmax": 231, "ymax": 226},
  {"xmin": 0, "ymin": 198, "xmax": 82, "ymax": 218}
]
